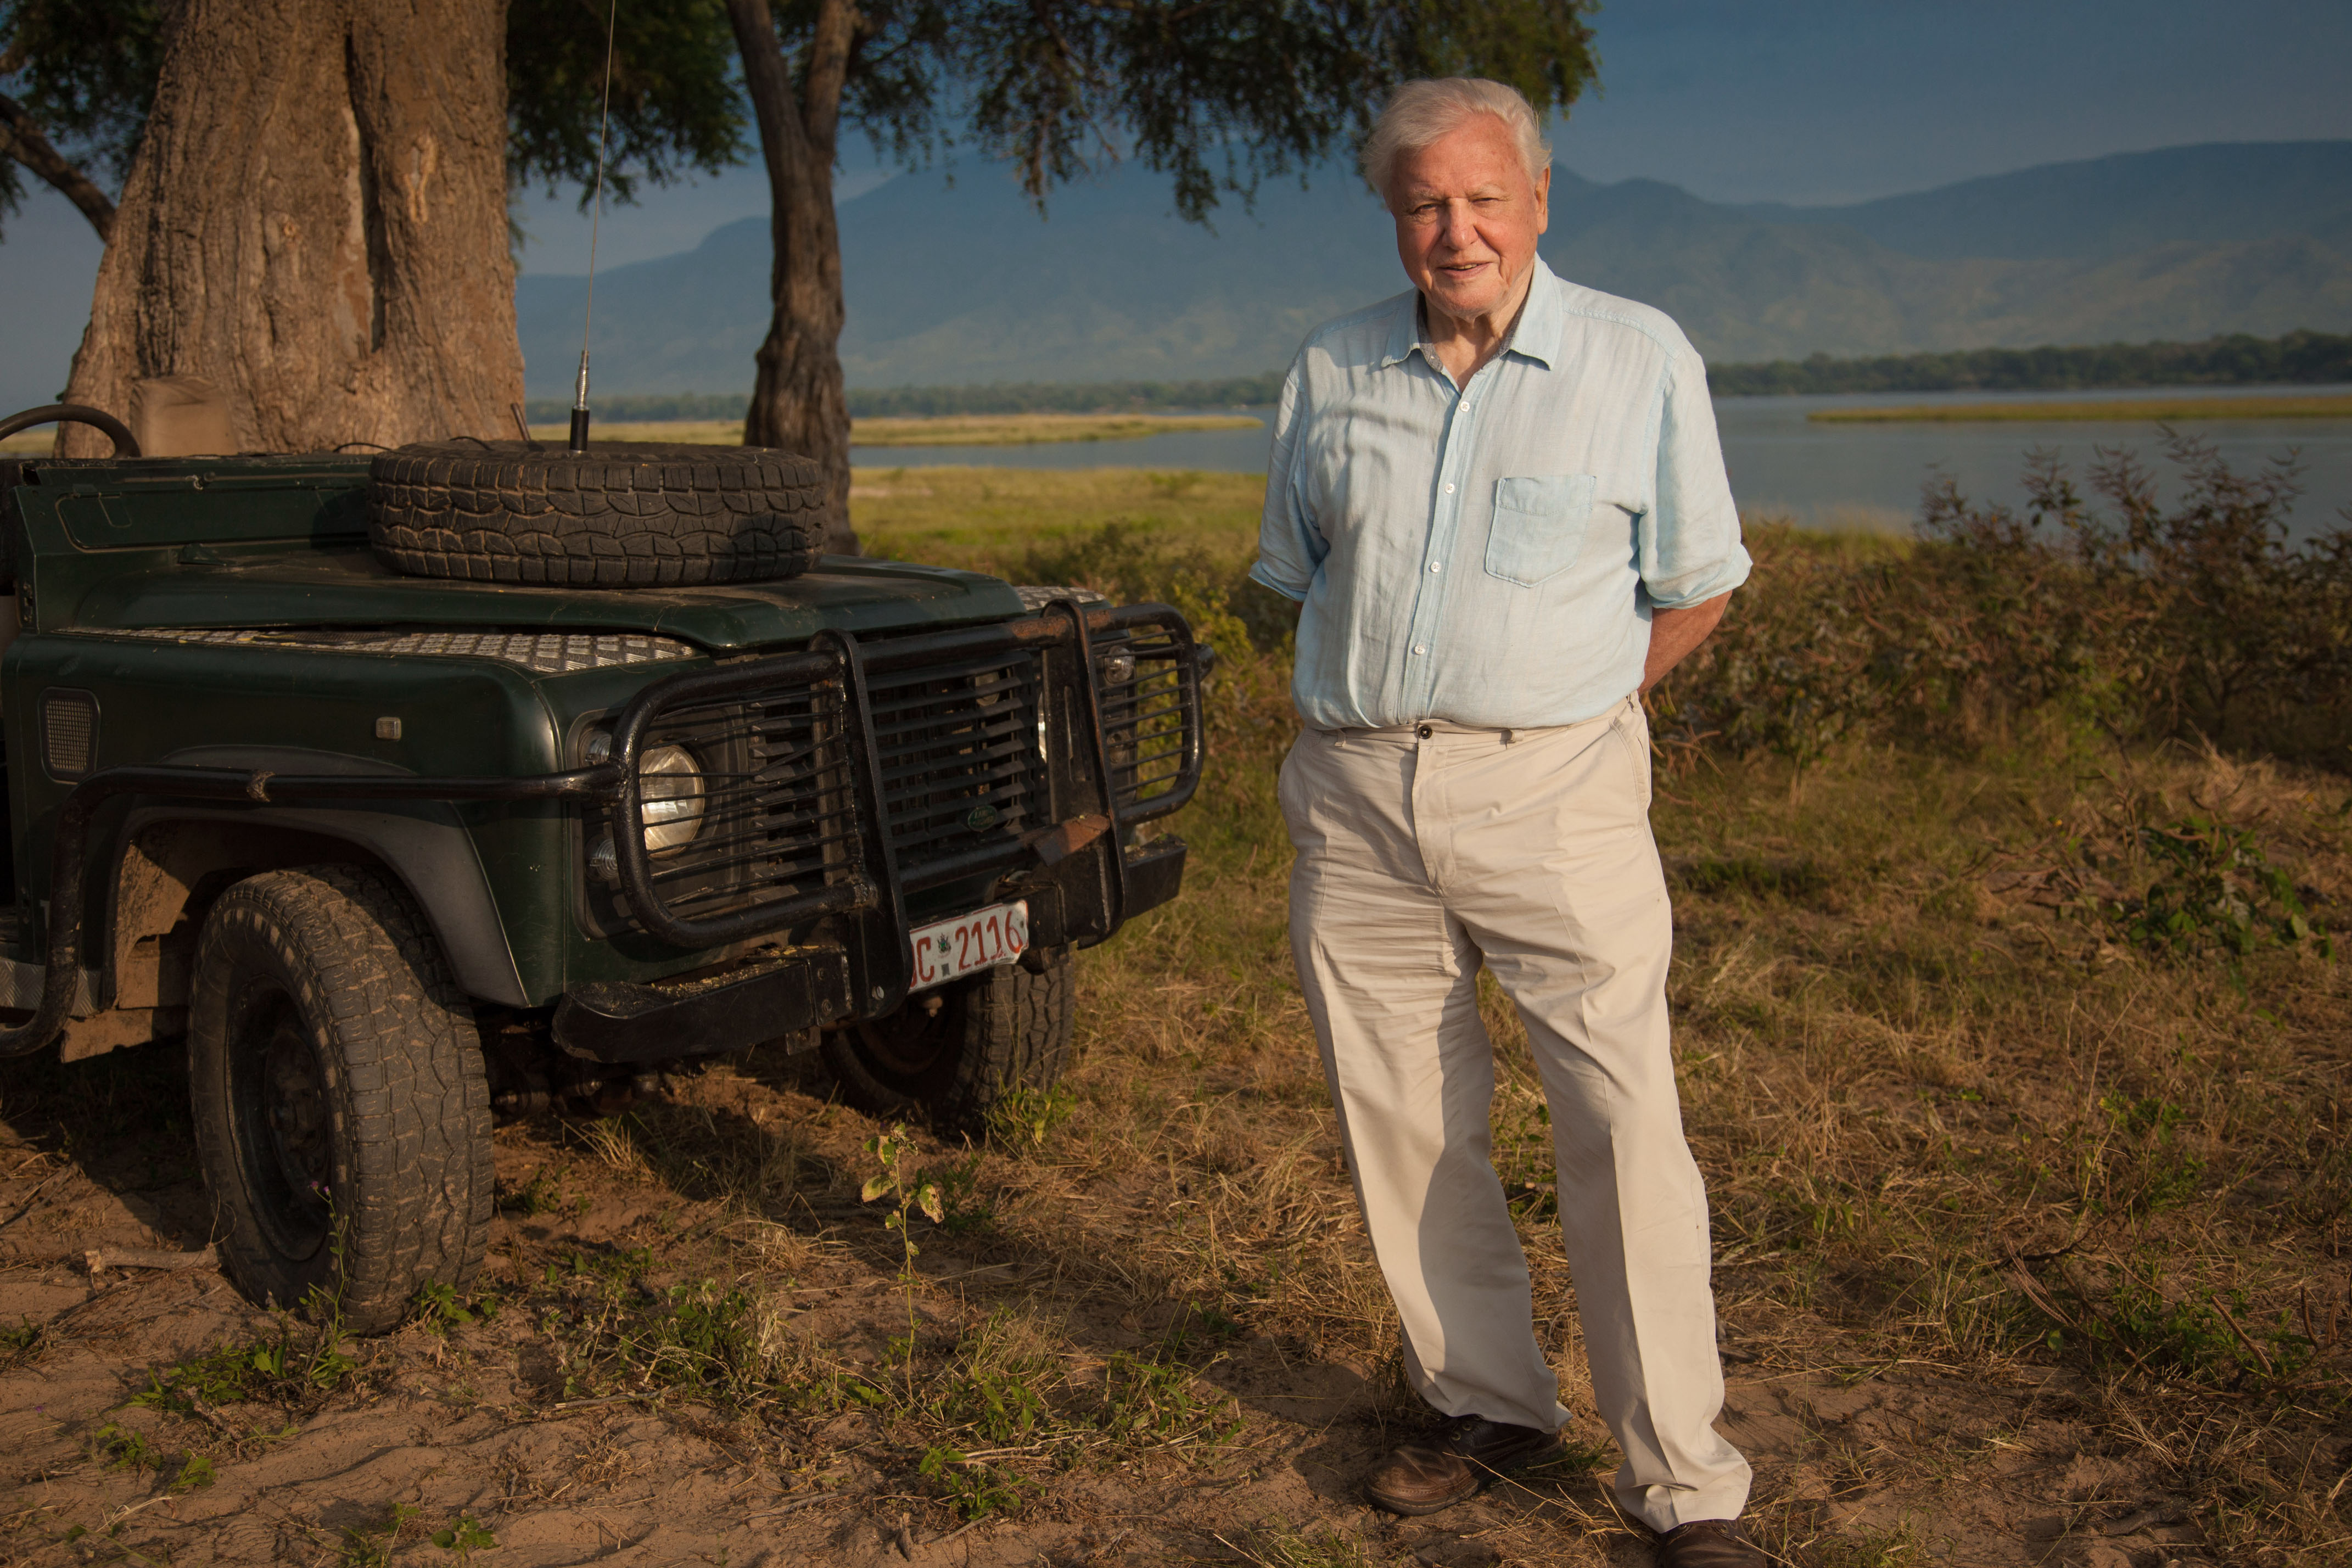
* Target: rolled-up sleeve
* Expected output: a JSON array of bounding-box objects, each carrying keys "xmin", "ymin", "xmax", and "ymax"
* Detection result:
[
  {"xmin": 1250, "ymin": 354, "xmax": 1323, "ymax": 603},
  {"xmin": 1639, "ymin": 349, "xmax": 1750, "ymax": 608}
]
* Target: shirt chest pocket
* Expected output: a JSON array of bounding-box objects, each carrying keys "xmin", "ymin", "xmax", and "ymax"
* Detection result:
[{"xmin": 1483, "ymin": 474, "xmax": 1597, "ymax": 588}]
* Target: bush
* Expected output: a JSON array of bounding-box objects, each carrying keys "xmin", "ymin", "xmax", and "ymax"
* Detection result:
[{"xmin": 1660, "ymin": 433, "xmax": 2352, "ymax": 770}]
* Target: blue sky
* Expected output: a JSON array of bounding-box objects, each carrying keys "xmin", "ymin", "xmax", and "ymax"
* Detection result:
[
  {"xmin": 2, "ymin": 0, "xmax": 2347, "ymax": 405},
  {"xmin": 508, "ymin": 0, "xmax": 2352, "ymax": 270}
]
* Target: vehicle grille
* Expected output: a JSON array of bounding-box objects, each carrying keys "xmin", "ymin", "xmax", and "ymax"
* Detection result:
[
  {"xmin": 620, "ymin": 682, "xmax": 859, "ymax": 929},
  {"xmin": 610, "ymin": 652, "xmax": 1048, "ymax": 931},
  {"xmin": 599, "ymin": 609, "xmax": 1199, "ymax": 946},
  {"xmin": 869, "ymin": 650, "xmax": 1046, "ymax": 883},
  {"xmin": 1094, "ymin": 623, "xmax": 1192, "ymax": 821}
]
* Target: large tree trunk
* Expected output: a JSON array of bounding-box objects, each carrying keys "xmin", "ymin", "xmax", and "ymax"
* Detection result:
[
  {"xmin": 58, "ymin": 0, "xmax": 520, "ymax": 458},
  {"xmin": 726, "ymin": 0, "xmax": 858, "ymax": 556}
]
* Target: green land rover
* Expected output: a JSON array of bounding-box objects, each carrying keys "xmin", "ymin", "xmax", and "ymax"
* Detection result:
[{"xmin": 0, "ymin": 405, "xmax": 1206, "ymax": 1329}]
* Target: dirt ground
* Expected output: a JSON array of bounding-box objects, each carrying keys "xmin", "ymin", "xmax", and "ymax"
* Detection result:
[{"xmin": 0, "ymin": 1032, "xmax": 2231, "ymax": 1567}]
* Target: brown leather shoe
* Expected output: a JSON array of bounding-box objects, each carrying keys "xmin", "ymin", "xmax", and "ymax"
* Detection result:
[
  {"xmin": 1362, "ymin": 1416, "xmax": 1559, "ymax": 1516},
  {"xmin": 1656, "ymin": 1520, "xmax": 1766, "ymax": 1567}
]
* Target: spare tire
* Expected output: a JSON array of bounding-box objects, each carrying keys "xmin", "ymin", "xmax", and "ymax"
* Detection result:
[{"xmin": 367, "ymin": 440, "xmax": 826, "ymax": 587}]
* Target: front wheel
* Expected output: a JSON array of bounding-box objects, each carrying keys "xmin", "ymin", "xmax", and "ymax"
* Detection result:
[
  {"xmin": 188, "ymin": 865, "xmax": 493, "ymax": 1331},
  {"xmin": 821, "ymin": 946, "xmax": 1074, "ymax": 1135}
]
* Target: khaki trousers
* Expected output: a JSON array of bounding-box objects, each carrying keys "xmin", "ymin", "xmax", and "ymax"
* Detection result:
[{"xmin": 1278, "ymin": 698, "xmax": 1751, "ymax": 1531}]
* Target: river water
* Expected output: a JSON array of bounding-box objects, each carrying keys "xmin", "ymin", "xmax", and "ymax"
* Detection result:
[{"xmin": 852, "ymin": 382, "xmax": 2352, "ymax": 538}]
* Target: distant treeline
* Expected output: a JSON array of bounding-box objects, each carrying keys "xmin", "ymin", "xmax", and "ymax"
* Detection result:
[
  {"xmin": 1706, "ymin": 329, "xmax": 2352, "ymax": 397},
  {"xmin": 533, "ymin": 329, "xmax": 2350, "ymax": 422},
  {"xmin": 522, "ymin": 392, "xmax": 750, "ymax": 423}
]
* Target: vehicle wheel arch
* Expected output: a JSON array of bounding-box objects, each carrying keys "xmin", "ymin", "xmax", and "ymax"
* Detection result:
[{"xmin": 102, "ymin": 807, "xmax": 528, "ymax": 1013}]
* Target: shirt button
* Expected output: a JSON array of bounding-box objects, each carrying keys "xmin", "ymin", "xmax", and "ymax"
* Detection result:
[
  {"xmin": 1412, "ymin": 645, "xmax": 1427, "ymax": 655},
  {"xmin": 1443, "ymin": 483, "xmax": 1455, "ymax": 494},
  {"xmin": 1429, "ymin": 562, "xmax": 1442, "ymax": 573},
  {"xmin": 1459, "ymin": 400, "xmax": 1470, "ymax": 411}
]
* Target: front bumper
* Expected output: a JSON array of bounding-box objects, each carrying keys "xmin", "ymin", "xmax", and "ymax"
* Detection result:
[
  {"xmin": 546, "ymin": 835, "xmax": 1188, "ymax": 1064},
  {"xmin": 0, "ymin": 601, "xmax": 1206, "ymax": 1061}
]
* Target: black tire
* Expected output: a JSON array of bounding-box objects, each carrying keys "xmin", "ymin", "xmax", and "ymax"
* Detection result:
[
  {"xmin": 367, "ymin": 440, "xmax": 825, "ymax": 587},
  {"xmin": 188, "ymin": 865, "xmax": 493, "ymax": 1332},
  {"xmin": 822, "ymin": 946, "xmax": 1075, "ymax": 1135}
]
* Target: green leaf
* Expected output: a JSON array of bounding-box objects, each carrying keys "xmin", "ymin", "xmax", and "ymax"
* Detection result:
[{"xmin": 860, "ymin": 1176, "xmax": 891, "ymax": 1203}]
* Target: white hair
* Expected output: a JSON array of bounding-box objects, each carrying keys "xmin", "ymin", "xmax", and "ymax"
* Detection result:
[{"xmin": 1361, "ymin": 78, "xmax": 1552, "ymax": 208}]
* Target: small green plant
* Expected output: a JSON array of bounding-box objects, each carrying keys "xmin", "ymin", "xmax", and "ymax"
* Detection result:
[
  {"xmin": 93, "ymin": 1423, "xmax": 160, "ymax": 1472},
  {"xmin": 533, "ymin": 1247, "xmax": 779, "ymax": 1410},
  {"xmin": 2028, "ymin": 1253, "xmax": 2309, "ymax": 1386},
  {"xmin": 931, "ymin": 1150, "xmax": 996, "ymax": 1235},
  {"xmin": 919, "ymin": 1446, "xmax": 1022, "ymax": 1520},
  {"xmin": 498, "ymin": 1164, "xmax": 590, "ymax": 1218},
  {"xmin": 862, "ymin": 1124, "xmax": 942, "ymax": 1403},
  {"xmin": 131, "ymin": 1309, "xmax": 362, "ymax": 1416},
  {"xmin": 2109, "ymin": 814, "xmax": 2331, "ymax": 964},
  {"xmin": 1808, "ymin": 1515, "xmax": 1933, "ymax": 1568},
  {"xmin": 430, "ymin": 1514, "xmax": 496, "ymax": 1562},
  {"xmin": 1220, "ymin": 1520, "xmax": 1385, "ymax": 1568},
  {"xmin": 339, "ymin": 1503, "xmax": 419, "ymax": 1568},
  {"xmin": 545, "ymin": 1242, "xmax": 656, "ymax": 1290},
  {"xmin": 411, "ymin": 1280, "xmax": 501, "ymax": 1337},
  {"xmin": 985, "ymin": 1082, "xmax": 1077, "ymax": 1152},
  {"xmin": 2096, "ymin": 1092, "xmax": 2205, "ymax": 1214},
  {"xmin": 1095, "ymin": 1339, "xmax": 1240, "ymax": 1449},
  {"xmin": 0, "ymin": 1315, "xmax": 47, "ymax": 1370},
  {"xmin": 638, "ymin": 1280, "xmax": 763, "ymax": 1396},
  {"xmin": 170, "ymin": 1453, "xmax": 217, "ymax": 1493},
  {"xmin": 931, "ymin": 1310, "xmax": 1056, "ymax": 1443}
]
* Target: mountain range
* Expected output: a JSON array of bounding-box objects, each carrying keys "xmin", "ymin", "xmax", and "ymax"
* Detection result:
[{"xmin": 516, "ymin": 140, "xmax": 2352, "ymax": 397}]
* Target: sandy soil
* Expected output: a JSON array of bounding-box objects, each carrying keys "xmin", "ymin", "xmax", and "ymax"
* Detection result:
[{"xmin": 0, "ymin": 1043, "xmax": 2214, "ymax": 1568}]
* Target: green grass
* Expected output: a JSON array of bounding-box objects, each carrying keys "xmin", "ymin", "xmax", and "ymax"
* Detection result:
[
  {"xmin": 1810, "ymin": 392, "xmax": 2352, "ymax": 422},
  {"xmin": 853, "ymin": 464, "xmax": 1266, "ymax": 570}
]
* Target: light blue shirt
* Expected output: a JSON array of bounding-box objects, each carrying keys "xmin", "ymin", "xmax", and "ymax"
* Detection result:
[{"xmin": 1251, "ymin": 258, "xmax": 1750, "ymax": 730}]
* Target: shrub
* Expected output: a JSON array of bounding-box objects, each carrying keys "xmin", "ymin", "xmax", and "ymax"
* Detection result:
[
  {"xmin": 1660, "ymin": 433, "xmax": 2352, "ymax": 770},
  {"xmin": 2104, "ymin": 814, "xmax": 2331, "ymax": 962}
]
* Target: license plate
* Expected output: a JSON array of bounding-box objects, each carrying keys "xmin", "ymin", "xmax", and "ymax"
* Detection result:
[{"xmin": 908, "ymin": 900, "xmax": 1029, "ymax": 992}]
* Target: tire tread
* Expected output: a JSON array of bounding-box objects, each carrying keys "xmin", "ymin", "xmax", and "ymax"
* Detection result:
[
  {"xmin": 188, "ymin": 866, "xmax": 492, "ymax": 1332},
  {"xmin": 821, "ymin": 948, "xmax": 1076, "ymax": 1135},
  {"xmin": 366, "ymin": 440, "xmax": 825, "ymax": 587}
]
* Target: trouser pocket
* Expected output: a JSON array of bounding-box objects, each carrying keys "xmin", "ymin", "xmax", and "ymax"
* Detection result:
[{"xmin": 1611, "ymin": 699, "xmax": 1653, "ymax": 810}]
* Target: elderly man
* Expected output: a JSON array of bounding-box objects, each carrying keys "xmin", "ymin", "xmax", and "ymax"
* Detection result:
[{"xmin": 1251, "ymin": 78, "xmax": 1759, "ymax": 1565}]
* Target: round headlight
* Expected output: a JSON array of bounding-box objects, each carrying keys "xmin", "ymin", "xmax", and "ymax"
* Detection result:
[{"xmin": 638, "ymin": 744, "xmax": 704, "ymax": 853}]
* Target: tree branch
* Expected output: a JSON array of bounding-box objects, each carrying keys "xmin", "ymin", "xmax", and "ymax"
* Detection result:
[
  {"xmin": 0, "ymin": 92, "xmax": 115, "ymax": 242},
  {"xmin": 800, "ymin": 0, "xmax": 859, "ymax": 162},
  {"xmin": 725, "ymin": 0, "xmax": 812, "ymax": 197}
]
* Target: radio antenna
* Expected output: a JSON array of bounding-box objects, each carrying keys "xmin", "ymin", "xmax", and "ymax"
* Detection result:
[{"xmin": 570, "ymin": 0, "xmax": 619, "ymax": 453}]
